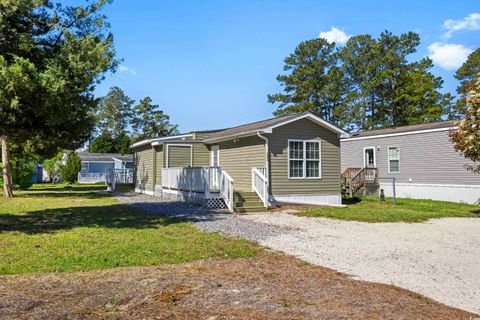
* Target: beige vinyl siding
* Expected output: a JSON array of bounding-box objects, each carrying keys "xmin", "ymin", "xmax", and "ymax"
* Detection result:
[
  {"xmin": 154, "ymin": 145, "xmax": 163, "ymax": 185},
  {"xmin": 167, "ymin": 145, "xmax": 192, "ymax": 167},
  {"xmin": 218, "ymin": 136, "xmax": 265, "ymax": 192},
  {"xmin": 134, "ymin": 145, "xmax": 154, "ymax": 191},
  {"xmin": 341, "ymin": 130, "xmax": 480, "ymax": 185},
  {"xmin": 192, "ymin": 143, "xmax": 210, "ymax": 166},
  {"xmin": 269, "ymin": 118, "xmax": 341, "ymax": 195}
]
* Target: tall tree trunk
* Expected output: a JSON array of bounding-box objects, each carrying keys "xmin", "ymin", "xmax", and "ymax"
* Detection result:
[
  {"xmin": 362, "ymin": 94, "xmax": 367, "ymax": 130},
  {"xmin": 1, "ymin": 135, "xmax": 14, "ymax": 198}
]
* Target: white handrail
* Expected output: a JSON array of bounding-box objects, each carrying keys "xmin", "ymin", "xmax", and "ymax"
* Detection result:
[
  {"xmin": 220, "ymin": 169, "xmax": 234, "ymax": 213},
  {"xmin": 252, "ymin": 167, "xmax": 268, "ymax": 208}
]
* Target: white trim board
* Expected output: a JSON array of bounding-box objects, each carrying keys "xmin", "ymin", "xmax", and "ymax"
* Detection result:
[
  {"xmin": 270, "ymin": 194, "xmax": 343, "ymax": 206},
  {"xmin": 341, "ymin": 127, "xmax": 457, "ymax": 142},
  {"xmin": 81, "ymin": 161, "xmax": 115, "ymax": 164},
  {"xmin": 131, "ymin": 133, "xmax": 194, "ymax": 148}
]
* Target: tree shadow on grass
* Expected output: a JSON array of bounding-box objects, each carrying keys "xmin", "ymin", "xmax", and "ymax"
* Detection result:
[
  {"xmin": 15, "ymin": 191, "xmax": 113, "ymax": 199},
  {"xmin": 0, "ymin": 203, "xmax": 183, "ymax": 235},
  {"xmin": 27, "ymin": 185, "xmax": 106, "ymax": 192}
]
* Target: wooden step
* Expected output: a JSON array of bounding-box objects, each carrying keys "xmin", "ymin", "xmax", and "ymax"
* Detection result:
[
  {"xmin": 234, "ymin": 201, "xmax": 263, "ymax": 207},
  {"xmin": 234, "ymin": 206, "xmax": 266, "ymax": 213}
]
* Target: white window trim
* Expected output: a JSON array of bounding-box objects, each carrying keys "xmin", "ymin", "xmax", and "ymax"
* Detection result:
[
  {"xmin": 287, "ymin": 139, "xmax": 322, "ymax": 179},
  {"xmin": 388, "ymin": 146, "xmax": 400, "ymax": 173},
  {"xmin": 165, "ymin": 144, "xmax": 193, "ymax": 168},
  {"xmin": 210, "ymin": 145, "xmax": 220, "ymax": 167},
  {"xmin": 363, "ymin": 146, "xmax": 376, "ymax": 168}
]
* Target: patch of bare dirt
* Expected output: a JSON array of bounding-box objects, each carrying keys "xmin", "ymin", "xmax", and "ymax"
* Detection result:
[{"xmin": 0, "ymin": 255, "xmax": 475, "ymax": 319}]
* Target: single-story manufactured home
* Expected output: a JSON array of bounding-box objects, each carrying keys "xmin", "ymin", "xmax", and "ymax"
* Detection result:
[
  {"xmin": 77, "ymin": 152, "xmax": 134, "ymax": 184},
  {"xmin": 341, "ymin": 120, "xmax": 480, "ymax": 204},
  {"xmin": 132, "ymin": 112, "xmax": 349, "ymax": 212}
]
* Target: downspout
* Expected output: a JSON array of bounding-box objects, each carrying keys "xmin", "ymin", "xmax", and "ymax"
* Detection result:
[{"xmin": 256, "ymin": 131, "xmax": 270, "ymax": 204}]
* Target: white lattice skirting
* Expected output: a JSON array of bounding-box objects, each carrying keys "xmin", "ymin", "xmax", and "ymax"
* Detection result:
[{"xmin": 204, "ymin": 198, "xmax": 226, "ymax": 209}]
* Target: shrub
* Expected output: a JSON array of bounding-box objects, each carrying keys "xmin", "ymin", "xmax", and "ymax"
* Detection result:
[
  {"xmin": 0, "ymin": 160, "xmax": 35, "ymax": 189},
  {"xmin": 60, "ymin": 152, "xmax": 81, "ymax": 184},
  {"xmin": 42, "ymin": 152, "xmax": 63, "ymax": 183}
]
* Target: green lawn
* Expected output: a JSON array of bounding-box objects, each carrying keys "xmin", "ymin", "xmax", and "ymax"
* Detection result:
[
  {"xmin": 296, "ymin": 196, "xmax": 480, "ymax": 223},
  {"xmin": 0, "ymin": 184, "xmax": 261, "ymax": 275}
]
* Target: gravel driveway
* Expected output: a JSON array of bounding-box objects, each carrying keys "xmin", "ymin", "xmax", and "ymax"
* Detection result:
[{"xmin": 116, "ymin": 193, "xmax": 480, "ymax": 314}]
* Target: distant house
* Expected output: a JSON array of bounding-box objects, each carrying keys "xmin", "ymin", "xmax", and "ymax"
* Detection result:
[
  {"xmin": 78, "ymin": 152, "xmax": 133, "ymax": 184},
  {"xmin": 131, "ymin": 112, "xmax": 349, "ymax": 212},
  {"xmin": 341, "ymin": 121, "xmax": 480, "ymax": 204}
]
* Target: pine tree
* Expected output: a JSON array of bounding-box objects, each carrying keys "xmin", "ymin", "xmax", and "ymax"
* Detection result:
[
  {"xmin": 0, "ymin": 0, "xmax": 117, "ymax": 197},
  {"xmin": 132, "ymin": 97, "xmax": 178, "ymax": 140},
  {"xmin": 267, "ymin": 38, "xmax": 345, "ymax": 125}
]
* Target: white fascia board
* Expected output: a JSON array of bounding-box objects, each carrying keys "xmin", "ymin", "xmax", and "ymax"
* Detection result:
[
  {"xmin": 264, "ymin": 113, "xmax": 349, "ymax": 137},
  {"xmin": 131, "ymin": 134, "xmax": 193, "ymax": 148},
  {"xmin": 81, "ymin": 161, "xmax": 114, "ymax": 163},
  {"xmin": 204, "ymin": 113, "xmax": 349, "ymax": 143},
  {"xmin": 112, "ymin": 157, "xmax": 133, "ymax": 162},
  {"xmin": 341, "ymin": 126, "xmax": 457, "ymax": 142}
]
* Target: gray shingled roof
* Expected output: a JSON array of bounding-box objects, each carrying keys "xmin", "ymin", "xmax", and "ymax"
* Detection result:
[
  {"xmin": 347, "ymin": 120, "xmax": 457, "ymax": 138},
  {"xmin": 79, "ymin": 152, "xmax": 133, "ymax": 162},
  {"xmin": 202, "ymin": 112, "xmax": 308, "ymax": 141}
]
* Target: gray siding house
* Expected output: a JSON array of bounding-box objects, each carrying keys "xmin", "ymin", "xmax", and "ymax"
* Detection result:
[
  {"xmin": 132, "ymin": 112, "xmax": 348, "ymax": 212},
  {"xmin": 341, "ymin": 121, "xmax": 480, "ymax": 204}
]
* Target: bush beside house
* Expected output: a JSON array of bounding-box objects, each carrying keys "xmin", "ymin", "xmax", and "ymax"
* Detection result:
[{"xmin": 61, "ymin": 152, "xmax": 82, "ymax": 184}]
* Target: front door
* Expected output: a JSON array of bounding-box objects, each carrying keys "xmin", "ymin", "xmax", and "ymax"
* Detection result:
[{"xmin": 364, "ymin": 147, "xmax": 375, "ymax": 168}]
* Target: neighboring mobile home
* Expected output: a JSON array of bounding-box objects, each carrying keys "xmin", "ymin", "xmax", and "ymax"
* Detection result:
[
  {"xmin": 132, "ymin": 112, "xmax": 348, "ymax": 212},
  {"xmin": 341, "ymin": 121, "xmax": 480, "ymax": 204},
  {"xmin": 77, "ymin": 152, "xmax": 134, "ymax": 184}
]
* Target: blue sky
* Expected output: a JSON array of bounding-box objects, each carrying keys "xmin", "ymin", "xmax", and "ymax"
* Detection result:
[{"xmin": 92, "ymin": 0, "xmax": 479, "ymax": 133}]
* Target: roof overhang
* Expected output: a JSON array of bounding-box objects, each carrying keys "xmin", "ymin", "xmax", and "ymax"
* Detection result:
[
  {"xmin": 204, "ymin": 112, "xmax": 349, "ymax": 143},
  {"xmin": 341, "ymin": 126, "xmax": 457, "ymax": 142},
  {"xmin": 112, "ymin": 157, "xmax": 133, "ymax": 162},
  {"xmin": 130, "ymin": 134, "xmax": 193, "ymax": 148}
]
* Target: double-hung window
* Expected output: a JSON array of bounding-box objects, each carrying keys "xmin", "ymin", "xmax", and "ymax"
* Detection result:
[
  {"xmin": 288, "ymin": 140, "xmax": 321, "ymax": 179},
  {"xmin": 388, "ymin": 146, "xmax": 400, "ymax": 173}
]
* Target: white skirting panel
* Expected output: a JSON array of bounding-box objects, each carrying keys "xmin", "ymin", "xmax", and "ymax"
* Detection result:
[
  {"xmin": 270, "ymin": 194, "xmax": 343, "ymax": 206},
  {"xmin": 134, "ymin": 188, "xmax": 155, "ymax": 196},
  {"xmin": 380, "ymin": 183, "xmax": 480, "ymax": 204}
]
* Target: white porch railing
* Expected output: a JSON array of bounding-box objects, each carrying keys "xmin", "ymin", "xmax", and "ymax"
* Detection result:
[
  {"xmin": 161, "ymin": 166, "xmax": 235, "ymax": 213},
  {"xmin": 219, "ymin": 170, "xmax": 234, "ymax": 212},
  {"xmin": 115, "ymin": 168, "xmax": 133, "ymax": 184},
  {"xmin": 162, "ymin": 167, "xmax": 207, "ymax": 193},
  {"xmin": 78, "ymin": 172, "xmax": 107, "ymax": 184},
  {"xmin": 252, "ymin": 167, "xmax": 269, "ymax": 208}
]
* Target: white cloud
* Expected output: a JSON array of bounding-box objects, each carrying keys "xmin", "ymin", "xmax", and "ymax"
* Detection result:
[
  {"xmin": 427, "ymin": 42, "xmax": 472, "ymax": 70},
  {"xmin": 443, "ymin": 13, "xmax": 480, "ymax": 38},
  {"xmin": 319, "ymin": 27, "xmax": 351, "ymax": 45},
  {"xmin": 118, "ymin": 65, "xmax": 136, "ymax": 76}
]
